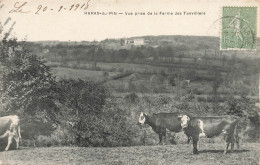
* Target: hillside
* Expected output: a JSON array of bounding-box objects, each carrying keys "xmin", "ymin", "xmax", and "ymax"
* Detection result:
[
  {"xmin": 33, "ymin": 35, "xmax": 260, "ymax": 58},
  {"xmin": 23, "ymin": 35, "xmax": 260, "ymax": 99}
]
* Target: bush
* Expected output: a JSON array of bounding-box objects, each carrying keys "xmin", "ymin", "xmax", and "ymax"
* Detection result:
[
  {"xmin": 56, "ymin": 79, "xmax": 108, "ymax": 146},
  {"xmin": 55, "ymin": 79, "xmax": 139, "ymax": 147},
  {"xmin": 152, "ymin": 85, "xmax": 168, "ymax": 93},
  {"xmin": 125, "ymin": 93, "xmax": 139, "ymax": 104},
  {"xmin": 168, "ymin": 74, "xmax": 176, "ymax": 86},
  {"xmin": 103, "ymin": 71, "xmax": 109, "ymax": 78},
  {"xmin": 142, "ymin": 95, "xmax": 152, "ymax": 104},
  {"xmin": 193, "ymin": 88, "xmax": 203, "ymax": 95},
  {"xmin": 156, "ymin": 94, "xmax": 171, "ymax": 105},
  {"xmin": 34, "ymin": 126, "xmax": 72, "ymax": 147},
  {"xmin": 98, "ymin": 102, "xmax": 138, "ymax": 147},
  {"xmin": 197, "ymin": 96, "xmax": 206, "ymax": 102},
  {"xmin": 225, "ymin": 96, "xmax": 260, "ymax": 141},
  {"xmin": 128, "ymin": 81, "xmax": 137, "ymax": 92},
  {"xmin": 36, "ymin": 135, "xmax": 55, "ymax": 147},
  {"xmin": 57, "ymin": 101, "xmax": 138, "ymax": 147}
]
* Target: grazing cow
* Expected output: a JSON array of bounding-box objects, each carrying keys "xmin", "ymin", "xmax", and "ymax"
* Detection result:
[
  {"xmin": 138, "ymin": 112, "xmax": 191, "ymax": 145},
  {"xmin": 178, "ymin": 114, "xmax": 239, "ymax": 154},
  {"xmin": 0, "ymin": 115, "xmax": 21, "ymax": 151}
]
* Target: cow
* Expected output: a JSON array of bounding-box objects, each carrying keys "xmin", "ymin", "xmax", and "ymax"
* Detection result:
[
  {"xmin": 138, "ymin": 112, "xmax": 191, "ymax": 145},
  {"xmin": 178, "ymin": 114, "xmax": 239, "ymax": 154},
  {"xmin": 0, "ymin": 115, "xmax": 21, "ymax": 151}
]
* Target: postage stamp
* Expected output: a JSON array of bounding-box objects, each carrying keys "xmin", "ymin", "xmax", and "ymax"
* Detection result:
[{"xmin": 221, "ymin": 7, "xmax": 257, "ymax": 50}]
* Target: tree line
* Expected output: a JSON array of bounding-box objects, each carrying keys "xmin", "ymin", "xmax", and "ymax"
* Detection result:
[{"xmin": 0, "ymin": 38, "xmax": 136, "ymax": 147}]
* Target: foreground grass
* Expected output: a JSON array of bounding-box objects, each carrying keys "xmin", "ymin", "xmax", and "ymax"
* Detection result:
[{"xmin": 0, "ymin": 143, "xmax": 259, "ymax": 165}]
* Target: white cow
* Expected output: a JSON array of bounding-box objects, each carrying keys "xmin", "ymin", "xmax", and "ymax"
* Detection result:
[{"xmin": 0, "ymin": 115, "xmax": 21, "ymax": 151}]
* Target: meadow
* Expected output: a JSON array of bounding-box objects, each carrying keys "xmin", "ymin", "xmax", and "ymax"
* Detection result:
[{"xmin": 0, "ymin": 142, "xmax": 259, "ymax": 165}]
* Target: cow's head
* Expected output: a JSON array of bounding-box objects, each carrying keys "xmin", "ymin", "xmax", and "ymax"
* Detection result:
[
  {"xmin": 138, "ymin": 112, "xmax": 147, "ymax": 125},
  {"xmin": 178, "ymin": 114, "xmax": 190, "ymax": 129}
]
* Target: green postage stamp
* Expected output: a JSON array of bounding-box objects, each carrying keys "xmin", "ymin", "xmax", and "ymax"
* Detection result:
[{"xmin": 221, "ymin": 7, "xmax": 257, "ymax": 50}]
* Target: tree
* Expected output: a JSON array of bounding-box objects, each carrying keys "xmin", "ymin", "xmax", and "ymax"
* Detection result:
[
  {"xmin": 55, "ymin": 79, "xmax": 137, "ymax": 147},
  {"xmin": 0, "ymin": 38, "xmax": 59, "ymax": 137},
  {"xmin": 55, "ymin": 79, "xmax": 107, "ymax": 146}
]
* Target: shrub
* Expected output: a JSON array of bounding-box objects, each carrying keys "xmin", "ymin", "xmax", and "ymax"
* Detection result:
[
  {"xmin": 56, "ymin": 79, "xmax": 108, "ymax": 146},
  {"xmin": 125, "ymin": 93, "xmax": 139, "ymax": 104},
  {"xmin": 118, "ymin": 68, "xmax": 124, "ymax": 72},
  {"xmin": 142, "ymin": 95, "xmax": 152, "ymax": 104},
  {"xmin": 136, "ymin": 83, "xmax": 150, "ymax": 93},
  {"xmin": 60, "ymin": 62, "xmax": 69, "ymax": 67},
  {"xmin": 156, "ymin": 94, "xmax": 171, "ymax": 105},
  {"xmin": 99, "ymin": 102, "xmax": 138, "ymax": 147},
  {"xmin": 103, "ymin": 71, "xmax": 109, "ymax": 78},
  {"xmin": 57, "ymin": 101, "xmax": 138, "ymax": 147},
  {"xmin": 55, "ymin": 79, "xmax": 139, "ymax": 147},
  {"xmin": 36, "ymin": 135, "xmax": 54, "ymax": 147},
  {"xmin": 168, "ymin": 74, "xmax": 176, "ymax": 86},
  {"xmin": 152, "ymin": 85, "xmax": 168, "ymax": 93},
  {"xmin": 225, "ymin": 95, "xmax": 260, "ymax": 141},
  {"xmin": 128, "ymin": 81, "xmax": 137, "ymax": 92},
  {"xmin": 34, "ymin": 126, "xmax": 73, "ymax": 147},
  {"xmin": 193, "ymin": 88, "xmax": 203, "ymax": 95},
  {"xmin": 197, "ymin": 96, "xmax": 206, "ymax": 102}
]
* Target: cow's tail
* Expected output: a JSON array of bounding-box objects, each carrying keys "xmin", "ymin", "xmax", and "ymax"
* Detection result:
[{"xmin": 234, "ymin": 120, "xmax": 239, "ymax": 149}]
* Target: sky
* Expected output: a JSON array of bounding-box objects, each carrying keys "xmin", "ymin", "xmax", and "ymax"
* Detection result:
[{"xmin": 0, "ymin": 0, "xmax": 259, "ymax": 41}]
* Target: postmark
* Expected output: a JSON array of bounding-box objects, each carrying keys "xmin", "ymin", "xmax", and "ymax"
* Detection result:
[{"xmin": 221, "ymin": 7, "xmax": 257, "ymax": 50}]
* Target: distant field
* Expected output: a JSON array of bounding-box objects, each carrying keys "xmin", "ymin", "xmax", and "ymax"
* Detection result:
[
  {"xmin": 0, "ymin": 143, "xmax": 259, "ymax": 165},
  {"xmin": 48, "ymin": 61, "xmax": 259, "ymax": 97},
  {"xmin": 46, "ymin": 61, "xmax": 211, "ymax": 75},
  {"xmin": 47, "ymin": 61, "xmax": 169, "ymax": 73},
  {"xmin": 51, "ymin": 67, "xmax": 119, "ymax": 81}
]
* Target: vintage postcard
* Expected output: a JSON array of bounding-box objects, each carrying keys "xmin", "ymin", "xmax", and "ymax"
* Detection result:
[{"xmin": 0, "ymin": 0, "xmax": 259, "ymax": 164}]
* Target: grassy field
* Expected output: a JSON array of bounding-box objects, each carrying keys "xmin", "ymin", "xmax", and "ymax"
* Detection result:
[
  {"xmin": 0, "ymin": 143, "xmax": 259, "ymax": 165},
  {"xmin": 51, "ymin": 67, "xmax": 119, "ymax": 81}
]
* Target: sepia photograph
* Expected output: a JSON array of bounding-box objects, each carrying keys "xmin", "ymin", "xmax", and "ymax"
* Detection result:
[{"xmin": 0, "ymin": 0, "xmax": 259, "ymax": 164}]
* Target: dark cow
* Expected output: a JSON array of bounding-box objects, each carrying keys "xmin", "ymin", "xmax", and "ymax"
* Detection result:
[
  {"xmin": 0, "ymin": 115, "xmax": 21, "ymax": 151},
  {"xmin": 178, "ymin": 114, "xmax": 239, "ymax": 154},
  {"xmin": 138, "ymin": 112, "xmax": 191, "ymax": 145}
]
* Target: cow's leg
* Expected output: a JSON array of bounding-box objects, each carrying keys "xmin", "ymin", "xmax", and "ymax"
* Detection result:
[
  {"xmin": 192, "ymin": 136, "xmax": 199, "ymax": 154},
  {"xmin": 143, "ymin": 130, "xmax": 147, "ymax": 146},
  {"xmin": 230, "ymin": 142, "xmax": 234, "ymax": 150},
  {"xmin": 14, "ymin": 135, "xmax": 20, "ymax": 149},
  {"xmin": 235, "ymin": 136, "xmax": 239, "ymax": 149},
  {"xmin": 5, "ymin": 133, "xmax": 13, "ymax": 151},
  {"xmin": 159, "ymin": 133, "xmax": 163, "ymax": 145},
  {"xmin": 224, "ymin": 136, "xmax": 231, "ymax": 154},
  {"xmin": 234, "ymin": 122, "xmax": 239, "ymax": 149},
  {"xmin": 162, "ymin": 128, "xmax": 166, "ymax": 145},
  {"xmin": 184, "ymin": 132, "xmax": 191, "ymax": 144},
  {"xmin": 224, "ymin": 142, "xmax": 230, "ymax": 154},
  {"xmin": 192, "ymin": 139, "xmax": 199, "ymax": 154},
  {"xmin": 230, "ymin": 136, "xmax": 235, "ymax": 150}
]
